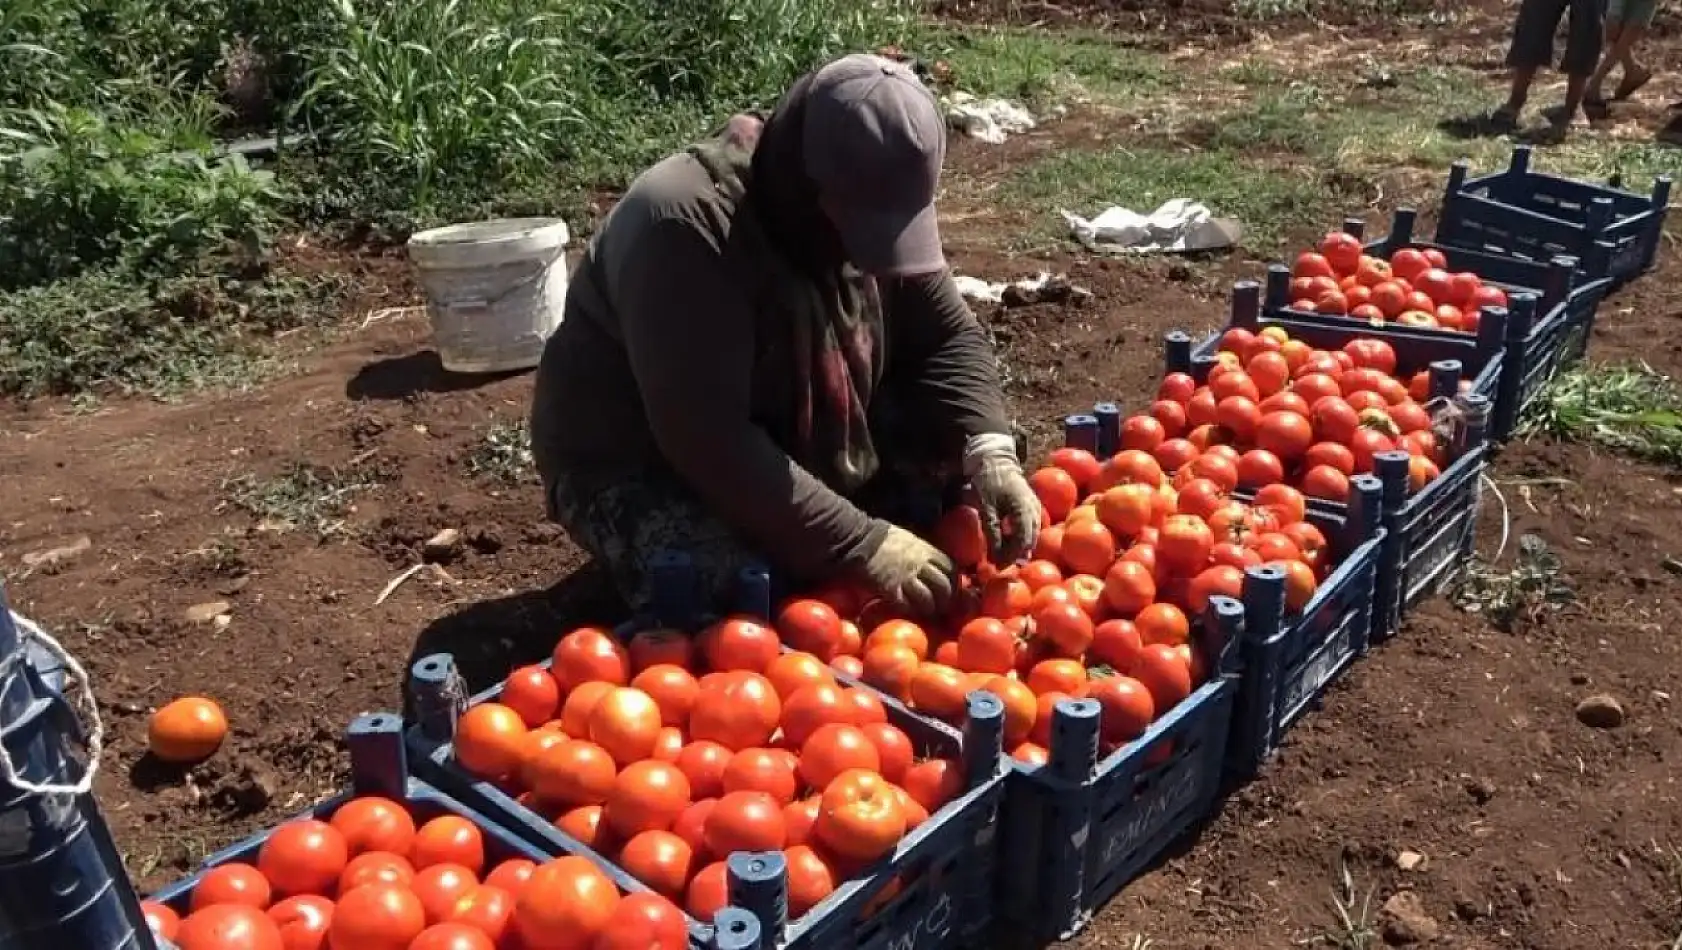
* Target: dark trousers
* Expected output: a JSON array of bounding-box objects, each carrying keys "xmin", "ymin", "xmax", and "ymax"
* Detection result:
[{"xmin": 1507, "ymin": 0, "xmax": 1605, "ymax": 75}]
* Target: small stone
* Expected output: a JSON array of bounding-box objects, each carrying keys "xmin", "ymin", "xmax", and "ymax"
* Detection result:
[
  {"xmin": 22, "ymin": 536, "xmax": 91, "ymax": 569},
  {"xmin": 1396, "ymin": 850, "xmax": 1426, "ymax": 871},
  {"xmin": 1453, "ymin": 897, "xmax": 1486, "ymax": 921},
  {"xmin": 1569, "ymin": 673, "xmax": 1589, "ymax": 686},
  {"xmin": 1465, "ymin": 777, "xmax": 1497, "ymax": 805},
  {"xmin": 1380, "ymin": 891, "xmax": 1439, "ymax": 945},
  {"xmin": 184, "ymin": 600, "xmax": 232, "ymax": 624},
  {"xmin": 1575, "ymin": 694, "xmax": 1625, "ymax": 729},
  {"xmin": 423, "ymin": 528, "xmax": 462, "ymax": 563}
]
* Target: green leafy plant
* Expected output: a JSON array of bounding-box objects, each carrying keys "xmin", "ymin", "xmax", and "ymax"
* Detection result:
[
  {"xmin": 1520, "ymin": 363, "xmax": 1682, "ymax": 467},
  {"xmin": 1449, "ymin": 534, "xmax": 1575, "ymax": 632},
  {"xmin": 0, "ymin": 101, "xmax": 286, "ymax": 288}
]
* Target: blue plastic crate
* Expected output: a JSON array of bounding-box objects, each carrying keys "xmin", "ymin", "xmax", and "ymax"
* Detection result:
[
  {"xmin": 1368, "ymin": 438, "xmax": 1486, "ymax": 638},
  {"xmin": 406, "ymin": 557, "xmax": 1011, "ymax": 950},
  {"xmin": 997, "ymin": 598, "xmax": 1243, "ymax": 945},
  {"xmin": 1436, "ymin": 144, "xmax": 1671, "ymax": 287},
  {"xmin": 1226, "ymin": 477, "xmax": 1384, "ymax": 781}
]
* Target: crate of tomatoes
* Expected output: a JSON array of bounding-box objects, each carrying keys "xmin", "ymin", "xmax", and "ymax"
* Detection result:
[
  {"xmin": 1435, "ymin": 144, "xmax": 1670, "ymax": 287},
  {"xmin": 404, "ymin": 555, "xmax": 1010, "ymax": 950},
  {"xmin": 1161, "ymin": 300, "xmax": 1492, "ymax": 641},
  {"xmin": 139, "ymin": 713, "xmax": 737, "ymax": 950},
  {"xmin": 1051, "ymin": 412, "xmax": 1384, "ymax": 786},
  {"xmin": 815, "ymin": 442, "xmax": 1375, "ymax": 940},
  {"xmin": 1265, "ymin": 212, "xmax": 1613, "ymax": 440}
]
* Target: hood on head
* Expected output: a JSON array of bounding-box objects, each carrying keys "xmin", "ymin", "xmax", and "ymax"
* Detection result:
[{"xmin": 749, "ymin": 71, "xmax": 846, "ymax": 273}]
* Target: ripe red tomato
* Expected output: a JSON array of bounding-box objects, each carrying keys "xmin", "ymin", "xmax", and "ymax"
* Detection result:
[
  {"xmin": 330, "ymin": 798, "xmax": 417, "ymax": 858},
  {"xmin": 627, "ymin": 628, "xmax": 696, "ymax": 673},
  {"xmin": 1447, "ymin": 272, "xmax": 1481, "ymax": 306},
  {"xmin": 1300, "ymin": 464, "xmax": 1351, "ymax": 502},
  {"xmin": 328, "ymin": 883, "xmax": 427, "ymax": 950},
  {"xmin": 1049, "ymin": 447, "xmax": 1104, "ymax": 492},
  {"xmin": 900, "ymin": 759, "xmax": 964, "ymax": 813},
  {"xmin": 409, "ymin": 923, "xmax": 494, "ymax": 950},
  {"xmin": 257, "ymin": 820, "xmax": 348, "ymax": 897},
  {"xmin": 690, "ymin": 672, "xmax": 781, "ymax": 750},
  {"xmin": 857, "ymin": 723, "xmax": 914, "ymax": 785},
  {"xmin": 412, "ymin": 817, "xmax": 486, "ymax": 876},
  {"xmin": 192, "ymin": 863, "xmax": 272, "ymax": 912},
  {"xmin": 1157, "ymin": 372, "xmax": 1198, "ymax": 403},
  {"xmin": 801, "ymin": 724, "xmax": 882, "ymax": 791},
  {"xmin": 1293, "ymin": 251, "xmax": 1336, "ymax": 281},
  {"xmin": 1320, "ymin": 232, "xmax": 1362, "ymax": 274},
  {"xmin": 412, "ymin": 863, "xmax": 478, "ymax": 926},
  {"xmin": 454, "ymin": 703, "xmax": 529, "ymax": 781},
  {"xmin": 267, "ymin": 895, "xmax": 332, "ymax": 950},
  {"xmin": 142, "ymin": 900, "xmax": 182, "ymax": 942},
  {"xmin": 484, "ymin": 859, "xmax": 537, "ymax": 895},
  {"xmin": 1084, "ymin": 675, "xmax": 1157, "ymax": 745},
  {"xmin": 1028, "ymin": 466, "xmax": 1080, "ymax": 522},
  {"xmin": 604, "ymin": 760, "xmax": 693, "ymax": 838},
  {"xmin": 1130, "ymin": 645, "xmax": 1194, "ymax": 712},
  {"xmin": 814, "ymin": 769, "xmax": 908, "ymax": 863},
  {"xmin": 552, "ymin": 627, "xmax": 631, "ymax": 691},
  {"xmin": 705, "ymin": 789, "xmax": 787, "ymax": 855},
  {"xmin": 446, "ymin": 884, "xmax": 514, "ymax": 944},
  {"xmin": 1389, "ymin": 247, "xmax": 1430, "ymax": 283},
  {"xmin": 722, "ymin": 747, "xmax": 798, "ymax": 803},
  {"xmin": 684, "ymin": 861, "xmax": 730, "ymax": 922},
  {"xmin": 594, "ymin": 893, "xmax": 689, "ymax": 950},
  {"xmin": 589, "ymin": 686, "xmax": 664, "ymax": 767},
  {"xmin": 176, "ymin": 903, "xmax": 285, "ymax": 950},
  {"xmin": 340, "ymin": 852, "xmax": 415, "ymax": 892},
  {"xmin": 1470, "ymin": 284, "xmax": 1508, "ymax": 312},
  {"xmin": 618, "ymin": 830, "xmax": 695, "ymax": 899},
  {"xmin": 783, "ymin": 845, "xmax": 840, "ymax": 919},
  {"xmin": 515, "ymin": 857, "xmax": 622, "ymax": 950},
  {"xmin": 776, "ymin": 599, "xmax": 844, "ymax": 660}
]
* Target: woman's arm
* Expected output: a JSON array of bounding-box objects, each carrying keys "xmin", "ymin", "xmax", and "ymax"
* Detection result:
[{"xmin": 885, "ymin": 271, "xmax": 1013, "ymax": 445}]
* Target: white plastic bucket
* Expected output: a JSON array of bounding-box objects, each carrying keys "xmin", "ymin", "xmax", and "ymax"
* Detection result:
[{"xmin": 407, "ymin": 217, "xmax": 571, "ymax": 374}]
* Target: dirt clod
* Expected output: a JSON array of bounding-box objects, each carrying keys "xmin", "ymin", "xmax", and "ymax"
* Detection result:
[
  {"xmin": 423, "ymin": 528, "xmax": 462, "ymax": 563},
  {"xmin": 1381, "ymin": 891, "xmax": 1440, "ymax": 945},
  {"xmin": 1574, "ymin": 694, "xmax": 1626, "ymax": 729},
  {"xmin": 184, "ymin": 600, "xmax": 232, "ymax": 624}
]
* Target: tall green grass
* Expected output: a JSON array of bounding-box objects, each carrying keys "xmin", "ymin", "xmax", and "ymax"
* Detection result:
[{"xmin": 0, "ymin": 0, "xmax": 922, "ymax": 398}]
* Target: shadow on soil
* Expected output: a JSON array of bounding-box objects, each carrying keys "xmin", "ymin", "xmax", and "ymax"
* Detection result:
[
  {"xmin": 346, "ymin": 350, "xmax": 528, "ymax": 402},
  {"xmin": 402, "ymin": 562, "xmax": 627, "ymax": 716}
]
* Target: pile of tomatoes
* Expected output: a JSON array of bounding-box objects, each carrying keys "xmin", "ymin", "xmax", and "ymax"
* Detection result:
[
  {"xmin": 1288, "ymin": 230, "xmax": 1510, "ymax": 333},
  {"xmin": 1151, "ymin": 326, "xmax": 1450, "ymax": 502},
  {"xmin": 139, "ymin": 797, "xmax": 677, "ymax": 950},
  {"xmin": 448, "ymin": 621, "xmax": 968, "ymax": 930},
  {"xmin": 816, "ymin": 445, "xmax": 1318, "ymax": 764}
]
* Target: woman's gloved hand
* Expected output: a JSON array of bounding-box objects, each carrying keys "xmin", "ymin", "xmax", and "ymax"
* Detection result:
[
  {"xmin": 857, "ymin": 524, "xmax": 956, "ymax": 616},
  {"xmin": 965, "ymin": 432, "xmax": 1042, "ymax": 565}
]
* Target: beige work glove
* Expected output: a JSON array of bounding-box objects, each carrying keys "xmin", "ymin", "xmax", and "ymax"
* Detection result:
[
  {"xmin": 966, "ymin": 432, "xmax": 1042, "ymax": 565},
  {"xmin": 858, "ymin": 524, "xmax": 957, "ymax": 617}
]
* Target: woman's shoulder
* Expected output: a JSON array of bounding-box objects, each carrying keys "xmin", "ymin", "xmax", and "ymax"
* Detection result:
[{"xmin": 610, "ymin": 151, "xmax": 736, "ymax": 251}]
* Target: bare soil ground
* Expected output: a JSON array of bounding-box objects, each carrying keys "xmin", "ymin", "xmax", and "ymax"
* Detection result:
[{"xmin": 3, "ymin": 2, "xmax": 1681, "ymax": 946}]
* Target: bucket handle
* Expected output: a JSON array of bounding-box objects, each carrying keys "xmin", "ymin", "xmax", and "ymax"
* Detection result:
[{"xmin": 0, "ymin": 611, "xmax": 104, "ymax": 796}]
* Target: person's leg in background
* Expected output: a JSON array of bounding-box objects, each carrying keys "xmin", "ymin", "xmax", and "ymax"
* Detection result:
[
  {"xmin": 1607, "ymin": 0, "xmax": 1656, "ymax": 100},
  {"xmin": 549, "ymin": 461, "xmax": 764, "ymax": 622},
  {"xmin": 1584, "ymin": 10, "xmax": 1626, "ymax": 108},
  {"xmin": 1539, "ymin": 0, "xmax": 1606, "ymax": 132},
  {"xmin": 1497, "ymin": 0, "xmax": 1573, "ymax": 128}
]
